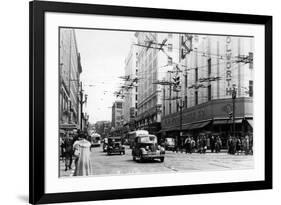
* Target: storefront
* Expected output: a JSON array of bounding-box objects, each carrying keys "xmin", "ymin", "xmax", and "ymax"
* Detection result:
[{"xmin": 161, "ymin": 97, "xmax": 253, "ymax": 148}]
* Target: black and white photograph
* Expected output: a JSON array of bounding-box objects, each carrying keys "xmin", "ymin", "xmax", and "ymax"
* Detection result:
[{"xmin": 58, "ymin": 28, "xmax": 254, "ymax": 178}]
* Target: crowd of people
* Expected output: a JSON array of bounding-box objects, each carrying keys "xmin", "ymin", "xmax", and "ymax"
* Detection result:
[
  {"xmin": 227, "ymin": 135, "xmax": 253, "ymax": 155},
  {"xmin": 171, "ymin": 134, "xmax": 252, "ymax": 155},
  {"xmin": 60, "ymin": 131, "xmax": 93, "ymax": 176}
]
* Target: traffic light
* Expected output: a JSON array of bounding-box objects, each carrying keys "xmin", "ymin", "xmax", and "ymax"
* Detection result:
[
  {"xmin": 228, "ymin": 112, "xmax": 233, "ymax": 119},
  {"xmin": 173, "ymin": 75, "xmax": 180, "ymax": 86}
]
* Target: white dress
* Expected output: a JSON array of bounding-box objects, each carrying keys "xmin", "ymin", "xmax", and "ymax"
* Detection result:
[{"xmin": 73, "ymin": 139, "xmax": 93, "ymax": 176}]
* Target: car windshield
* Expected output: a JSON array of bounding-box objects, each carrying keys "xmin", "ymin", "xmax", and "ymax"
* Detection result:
[
  {"xmin": 166, "ymin": 138, "xmax": 174, "ymax": 143},
  {"xmin": 108, "ymin": 138, "xmax": 121, "ymax": 145},
  {"xmin": 138, "ymin": 143, "xmax": 158, "ymax": 148},
  {"xmin": 138, "ymin": 136, "xmax": 157, "ymax": 143}
]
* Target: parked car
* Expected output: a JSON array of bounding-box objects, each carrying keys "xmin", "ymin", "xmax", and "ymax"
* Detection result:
[
  {"xmin": 132, "ymin": 134, "xmax": 165, "ymax": 162},
  {"xmin": 164, "ymin": 137, "xmax": 176, "ymax": 151},
  {"xmin": 107, "ymin": 137, "xmax": 125, "ymax": 155}
]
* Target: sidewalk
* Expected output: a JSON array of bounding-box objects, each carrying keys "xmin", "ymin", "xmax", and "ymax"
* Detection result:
[{"xmin": 59, "ymin": 159, "xmax": 75, "ymax": 177}]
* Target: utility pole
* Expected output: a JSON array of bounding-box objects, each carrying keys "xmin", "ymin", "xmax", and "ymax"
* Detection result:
[
  {"xmin": 79, "ymin": 82, "xmax": 87, "ymax": 131},
  {"xmin": 178, "ymin": 98, "xmax": 184, "ymax": 148},
  {"xmin": 232, "ymin": 85, "xmax": 236, "ymax": 138}
]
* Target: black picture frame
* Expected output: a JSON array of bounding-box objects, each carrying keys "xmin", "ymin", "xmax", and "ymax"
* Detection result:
[{"xmin": 29, "ymin": 0, "xmax": 272, "ymax": 204}]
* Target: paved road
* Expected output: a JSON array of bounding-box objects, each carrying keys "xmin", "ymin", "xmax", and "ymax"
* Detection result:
[{"xmin": 60, "ymin": 145, "xmax": 254, "ymax": 177}]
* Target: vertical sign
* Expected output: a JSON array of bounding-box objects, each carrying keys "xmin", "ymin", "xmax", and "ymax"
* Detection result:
[{"xmin": 226, "ymin": 36, "xmax": 232, "ymax": 96}]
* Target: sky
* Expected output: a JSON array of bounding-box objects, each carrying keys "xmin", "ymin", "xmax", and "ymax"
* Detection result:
[{"xmin": 75, "ymin": 29, "xmax": 135, "ymax": 124}]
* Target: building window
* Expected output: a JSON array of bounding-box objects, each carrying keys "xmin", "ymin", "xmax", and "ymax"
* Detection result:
[
  {"xmin": 135, "ymin": 103, "xmax": 138, "ymax": 109},
  {"xmin": 135, "ymin": 86, "xmax": 138, "ymax": 92},
  {"xmin": 249, "ymin": 80, "xmax": 253, "ymax": 97},
  {"xmin": 208, "ymin": 85, "xmax": 211, "ymax": 101},
  {"xmin": 176, "ymin": 103, "xmax": 179, "ymax": 112},
  {"xmin": 169, "ymin": 103, "xmax": 172, "ymax": 114},
  {"xmin": 116, "ymin": 102, "xmax": 122, "ymax": 109},
  {"xmin": 195, "ymin": 68, "xmax": 198, "ymax": 82},
  {"xmin": 208, "ymin": 58, "xmax": 211, "ymax": 75},
  {"xmin": 195, "ymin": 91, "xmax": 198, "ymax": 105},
  {"xmin": 168, "ymin": 44, "xmax": 173, "ymax": 52},
  {"xmin": 135, "ymin": 95, "xmax": 138, "ymax": 101},
  {"xmin": 168, "ymin": 57, "xmax": 173, "ymax": 65},
  {"xmin": 185, "ymin": 96, "xmax": 188, "ymax": 108},
  {"xmin": 249, "ymin": 52, "xmax": 253, "ymax": 69}
]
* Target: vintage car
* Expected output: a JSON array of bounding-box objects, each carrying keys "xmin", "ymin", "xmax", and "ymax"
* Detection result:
[
  {"xmin": 132, "ymin": 135, "xmax": 165, "ymax": 162},
  {"xmin": 107, "ymin": 137, "xmax": 125, "ymax": 155},
  {"xmin": 164, "ymin": 137, "xmax": 176, "ymax": 151}
]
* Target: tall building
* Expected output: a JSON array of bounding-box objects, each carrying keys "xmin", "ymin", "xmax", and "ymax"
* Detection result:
[
  {"xmin": 134, "ymin": 32, "xmax": 180, "ymax": 135},
  {"xmin": 123, "ymin": 44, "xmax": 138, "ymax": 131},
  {"xmin": 111, "ymin": 100, "xmax": 124, "ymax": 128},
  {"xmin": 161, "ymin": 34, "xmax": 254, "ymax": 146},
  {"xmin": 59, "ymin": 28, "xmax": 82, "ymax": 131}
]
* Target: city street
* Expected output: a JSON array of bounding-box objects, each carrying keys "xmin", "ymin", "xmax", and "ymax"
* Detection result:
[{"xmin": 60, "ymin": 145, "xmax": 254, "ymax": 177}]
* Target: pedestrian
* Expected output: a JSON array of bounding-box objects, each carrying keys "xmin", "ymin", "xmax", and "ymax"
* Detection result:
[
  {"xmin": 244, "ymin": 135, "xmax": 250, "ymax": 155},
  {"xmin": 73, "ymin": 132, "xmax": 93, "ymax": 176},
  {"xmin": 202, "ymin": 136, "xmax": 207, "ymax": 154},
  {"xmin": 60, "ymin": 133, "xmax": 65, "ymax": 161},
  {"xmin": 236, "ymin": 137, "xmax": 241, "ymax": 155},
  {"xmin": 64, "ymin": 133, "xmax": 74, "ymax": 171},
  {"xmin": 210, "ymin": 136, "xmax": 215, "ymax": 153},
  {"xmin": 215, "ymin": 136, "xmax": 222, "ymax": 153},
  {"xmin": 190, "ymin": 137, "xmax": 195, "ymax": 153}
]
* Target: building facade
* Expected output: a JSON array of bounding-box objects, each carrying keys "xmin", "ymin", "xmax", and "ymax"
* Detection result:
[
  {"xmin": 111, "ymin": 100, "xmax": 124, "ymax": 128},
  {"xmin": 161, "ymin": 34, "xmax": 254, "ymax": 146},
  {"xmin": 59, "ymin": 28, "xmax": 83, "ymax": 131},
  {"xmin": 123, "ymin": 44, "xmax": 138, "ymax": 131},
  {"xmin": 134, "ymin": 32, "xmax": 180, "ymax": 135}
]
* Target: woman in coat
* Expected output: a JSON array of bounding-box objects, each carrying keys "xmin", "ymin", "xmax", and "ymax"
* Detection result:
[{"xmin": 73, "ymin": 133, "xmax": 93, "ymax": 176}]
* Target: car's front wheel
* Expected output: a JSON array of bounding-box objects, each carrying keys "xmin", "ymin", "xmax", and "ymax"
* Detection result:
[
  {"xmin": 160, "ymin": 157, "xmax": 164, "ymax": 162},
  {"xmin": 133, "ymin": 156, "xmax": 136, "ymax": 161}
]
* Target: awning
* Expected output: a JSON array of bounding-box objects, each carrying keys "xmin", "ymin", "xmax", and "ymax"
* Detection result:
[
  {"xmin": 159, "ymin": 127, "xmax": 180, "ymax": 133},
  {"xmin": 189, "ymin": 121, "xmax": 211, "ymax": 130},
  {"xmin": 247, "ymin": 119, "xmax": 253, "ymax": 128},
  {"xmin": 60, "ymin": 124, "xmax": 78, "ymax": 130},
  {"xmin": 182, "ymin": 123, "xmax": 193, "ymax": 130},
  {"xmin": 213, "ymin": 119, "xmax": 243, "ymax": 125}
]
